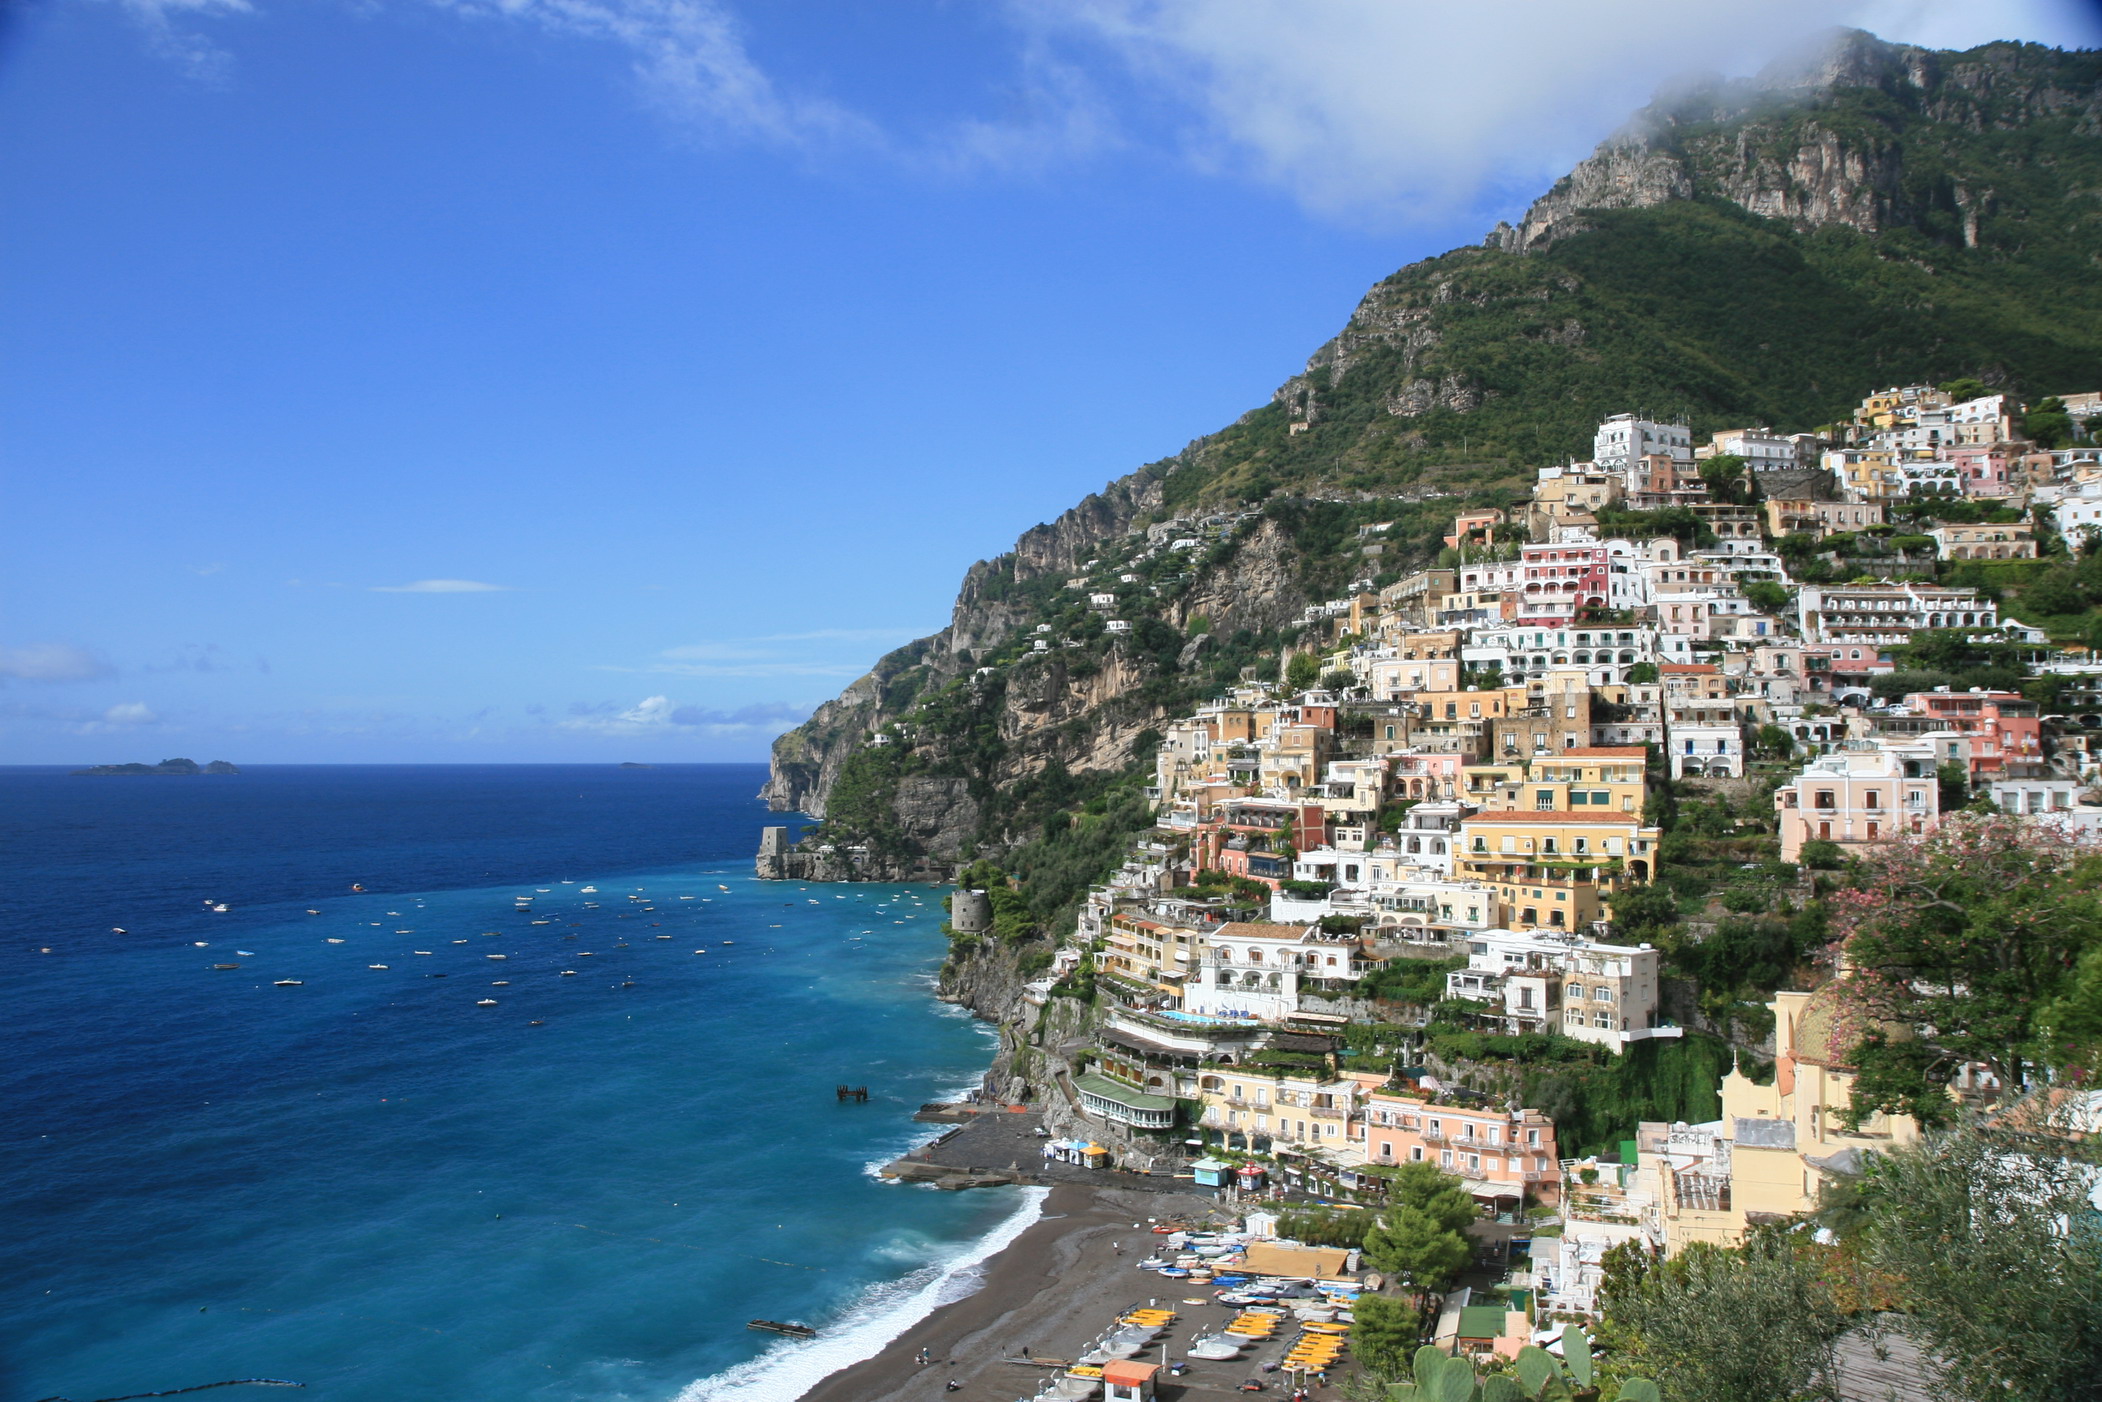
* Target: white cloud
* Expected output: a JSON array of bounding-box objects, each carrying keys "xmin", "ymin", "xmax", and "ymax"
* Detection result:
[
  {"xmin": 107, "ymin": 0, "xmax": 253, "ymax": 79},
  {"xmin": 559, "ymin": 694, "xmax": 809, "ymax": 735},
  {"xmin": 369, "ymin": 578, "xmax": 515, "ymax": 593},
  {"xmin": 98, "ymin": 0, "xmax": 2098, "ymax": 223},
  {"xmin": 428, "ymin": 0, "xmax": 875, "ymax": 146},
  {"xmin": 0, "ymin": 643, "xmax": 119, "ymax": 684},
  {"xmin": 102, "ymin": 701, "xmax": 161, "ymax": 726},
  {"xmin": 1027, "ymin": 0, "xmax": 2102, "ymax": 221},
  {"xmin": 599, "ymin": 627, "xmax": 922, "ymax": 678}
]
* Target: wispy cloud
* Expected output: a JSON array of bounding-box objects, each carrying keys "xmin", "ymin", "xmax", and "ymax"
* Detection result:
[
  {"xmin": 101, "ymin": 701, "xmax": 161, "ymax": 727},
  {"xmin": 106, "ymin": 0, "xmax": 253, "ymax": 79},
  {"xmin": 96, "ymin": 0, "xmax": 2099, "ymax": 226},
  {"xmin": 559, "ymin": 694, "xmax": 809, "ymax": 735},
  {"xmin": 598, "ymin": 627, "xmax": 921, "ymax": 679},
  {"xmin": 0, "ymin": 643, "xmax": 119, "ymax": 685},
  {"xmin": 369, "ymin": 578, "xmax": 515, "ymax": 593}
]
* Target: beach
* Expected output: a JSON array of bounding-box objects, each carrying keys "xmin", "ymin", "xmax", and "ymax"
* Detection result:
[{"xmin": 796, "ymin": 1183, "xmax": 1328, "ymax": 1402}]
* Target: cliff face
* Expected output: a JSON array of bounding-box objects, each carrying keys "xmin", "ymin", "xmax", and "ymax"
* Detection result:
[
  {"xmin": 765, "ymin": 29, "xmax": 2102, "ymax": 859},
  {"xmin": 1493, "ymin": 30, "xmax": 2102, "ymax": 252}
]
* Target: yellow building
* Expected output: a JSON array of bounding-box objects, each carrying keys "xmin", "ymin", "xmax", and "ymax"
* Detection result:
[
  {"xmin": 1102, "ymin": 912, "xmax": 1209, "ymax": 999},
  {"xmin": 1454, "ymin": 811, "xmax": 1659, "ymax": 929},
  {"xmin": 1462, "ymin": 747, "xmax": 1648, "ymax": 814},
  {"xmin": 1644, "ymin": 985, "xmax": 1923, "ymax": 1253}
]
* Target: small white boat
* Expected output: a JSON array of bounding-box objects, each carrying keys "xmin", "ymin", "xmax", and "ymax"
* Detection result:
[
  {"xmin": 368, "ymin": 964, "xmax": 389, "ymax": 969},
  {"xmin": 306, "ymin": 909, "xmax": 319, "ymax": 915},
  {"xmin": 326, "ymin": 938, "xmax": 345, "ymax": 943},
  {"xmin": 274, "ymin": 979, "xmax": 303, "ymax": 987},
  {"xmin": 476, "ymin": 999, "xmax": 498, "ymax": 1006},
  {"xmin": 236, "ymin": 950, "xmax": 255, "ymax": 956},
  {"xmin": 414, "ymin": 951, "xmax": 433, "ymax": 956},
  {"xmin": 486, "ymin": 954, "xmax": 507, "ymax": 960},
  {"xmin": 491, "ymin": 980, "xmax": 509, "ymax": 986},
  {"xmin": 561, "ymin": 970, "xmax": 577, "ymax": 976}
]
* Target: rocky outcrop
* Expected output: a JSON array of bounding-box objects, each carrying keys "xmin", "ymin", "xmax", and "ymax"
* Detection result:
[{"xmin": 1491, "ymin": 30, "xmax": 2100, "ymax": 253}]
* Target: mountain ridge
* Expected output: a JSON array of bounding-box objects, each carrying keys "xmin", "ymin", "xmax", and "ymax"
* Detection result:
[{"xmin": 762, "ymin": 30, "xmax": 2102, "ymax": 865}]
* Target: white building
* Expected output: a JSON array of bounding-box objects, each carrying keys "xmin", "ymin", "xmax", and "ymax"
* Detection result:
[
  {"xmin": 1594, "ymin": 415, "xmax": 1692, "ymax": 477},
  {"xmin": 1704, "ymin": 426, "xmax": 1808, "ymax": 473},
  {"xmin": 1797, "ymin": 582, "xmax": 1997, "ymax": 645},
  {"xmin": 1180, "ymin": 922, "xmax": 1367, "ymax": 1022},
  {"xmin": 1444, "ymin": 929, "xmax": 1675, "ymax": 1054},
  {"xmin": 1986, "ymin": 776, "xmax": 2102, "ymax": 837},
  {"xmin": 1670, "ymin": 724, "xmax": 1743, "ymax": 780}
]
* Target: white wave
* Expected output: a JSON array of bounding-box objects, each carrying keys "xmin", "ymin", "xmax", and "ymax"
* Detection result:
[{"xmin": 674, "ymin": 1186, "xmax": 1048, "ymax": 1402}]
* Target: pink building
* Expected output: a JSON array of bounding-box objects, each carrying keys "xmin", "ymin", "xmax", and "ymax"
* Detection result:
[
  {"xmin": 1518, "ymin": 543, "xmax": 1611, "ymax": 623},
  {"xmin": 1363, "ymin": 1085, "xmax": 1560, "ymax": 1207},
  {"xmin": 1773, "ymin": 743, "xmax": 1940, "ymax": 862},
  {"xmin": 1903, "ymin": 690, "xmax": 2042, "ymax": 777}
]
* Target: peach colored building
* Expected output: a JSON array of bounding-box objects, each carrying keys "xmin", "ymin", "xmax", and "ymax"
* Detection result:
[{"xmin": 1364, "ymin": 1086, "xmax": 1559, "ymax": 1207}]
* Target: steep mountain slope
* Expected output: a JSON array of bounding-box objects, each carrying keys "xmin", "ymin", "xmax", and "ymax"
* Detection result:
[{"xmin": 763, "ymin": 31, "xmax": 2102, "ymax": 870}]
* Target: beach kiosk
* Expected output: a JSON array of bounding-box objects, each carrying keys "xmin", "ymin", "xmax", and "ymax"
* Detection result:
[
  {"xmin": 1190, "ymin": 1157, "xmax": 1231, "ymax": 1189},
  {"xmin": 1081, "ymin": 1143, "xmax": 1110, "ymax": 1170},
  {"xmin": 1235, "ymin": 1163, "xmax": 1267, "ymax": 1192},
  {"xmin": 1100, "ymin": 1360, "xmax": 1159, "ymax": 1402}
]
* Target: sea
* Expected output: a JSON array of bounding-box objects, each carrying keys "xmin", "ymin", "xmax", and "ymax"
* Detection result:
[{"xmin": 0, "ymin": 763, "xmax": 1040, "ymax": 1402}]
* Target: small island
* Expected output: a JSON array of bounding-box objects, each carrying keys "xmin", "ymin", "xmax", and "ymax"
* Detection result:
[
  {"xmin": 618, "ymin": 762, "xmax": 655, "ymax": 769},
  {"xmin": 71, "ymin": 758, "xmax": 241, "ymax": 777}
]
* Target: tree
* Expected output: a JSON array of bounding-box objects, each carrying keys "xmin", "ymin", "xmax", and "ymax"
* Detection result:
[
  {"xmin": 2024, "ymin": 395, "xmax": 2074, "ymax": 449},
  {"xmin": 1285, "ymin": 651, "xmax": 1322, "ymax": 689},
  {"xmin": 1364, "ymin": 1167, "xmax": 1477, "ymax": 1296},
  {"xmin": 2023, "ymin": 567, "xmax": 2088, "ymax": 617},
  {"xmin": 1350, "ymin": 1292, "xmax": 1422, "ymax": 1381},
  {"xmin": 1852, "ymin": 1116, "xmax": 2102, "ymax": 1402},
  {"xmin": 1831, "ymin": 814, "xmax": 2102, "ymax": 1119},
  {"xmin": 1698, "ymin": 452, "xmax": 1754, "ymax": 504},
  {"xmin": 1753, "ymin": 723, "xmax": 1796, "ymax": 759},
  {"xmin": 1743, "ymin": 580, "xmax": 1790, "ymax": 613},
  {"xmin": 1604, "ymin": 1234, "xmax": 1847, "ymax": 1402},
  {"xmin": 1624, "ymin": 661, "xmax": 1659, "ymax": 684},
  {"xmin": 2039, "ymin": 942, "xmax": 2102, "ymax": 1076},
  {"xmin": 1938, "ymin": 376, "xmax": 1989, "ymax": 403}
]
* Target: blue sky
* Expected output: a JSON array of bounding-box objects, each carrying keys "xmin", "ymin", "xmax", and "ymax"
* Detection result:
[{"xmin": 4, "ymin": 0, "xmax": 2097, "ymax": 763}]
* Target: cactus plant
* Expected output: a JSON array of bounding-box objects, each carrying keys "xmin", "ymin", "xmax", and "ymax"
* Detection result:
[{"xmin": 1394, "ymin": 1327, "xmax": 1662, "ymax": 1402}]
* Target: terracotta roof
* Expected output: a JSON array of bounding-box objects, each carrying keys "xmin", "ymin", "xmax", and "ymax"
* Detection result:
[
  {"xmin": 1660, "ymin": 663, "xmax": 1720, "ymax": 673},
  {"xmin": 1559, "ymin": 746, "xmax": 1647, "ymax": 757},
  {"xmin": 1213, "ymin": 921, "xmax": 1317, "ymax": 940}
]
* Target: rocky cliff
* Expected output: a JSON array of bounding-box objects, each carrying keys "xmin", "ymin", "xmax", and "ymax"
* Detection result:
[{"xmin": 764, "ymin": 30, "xmax": 2102, "ymax": 867}]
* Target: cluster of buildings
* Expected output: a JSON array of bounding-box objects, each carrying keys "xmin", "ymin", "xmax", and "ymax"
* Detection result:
[{"xmin": 944, "ymin": 384, "xmax": 2102, "ymax": 1307}]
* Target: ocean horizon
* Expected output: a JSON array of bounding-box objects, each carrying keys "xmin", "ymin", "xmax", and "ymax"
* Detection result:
[{"xmin": 1, "ymin": 763, "xmax": 1026, "ymax": 1401}]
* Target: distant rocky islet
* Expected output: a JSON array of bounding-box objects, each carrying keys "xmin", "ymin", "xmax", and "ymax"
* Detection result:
[{"xmin": 70, "ymin": 758, "xmax": 240, "ymax": 777}]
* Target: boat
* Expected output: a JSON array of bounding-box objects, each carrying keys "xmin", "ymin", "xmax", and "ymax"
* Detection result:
[
  {"xmin": 369, "ymin": 964, "xmax": 389, "ymax": 969},
  {"xmin": 476, "ymin": 999, "xmax": 498, "ymax": 1006},
  {"xmin": 274, "ymin": 979, "xmax": 303, "ymax": 986},
  {"xmin": 212, "ymin": 963, "xmax": 240, "ymax": 970},
  {"xmin": 747, "ymin": 1319, "xmax": 816, "ymax": 1340},
  {"xmin": 561, "ymin": 970, "xmax": 577, "ymax": 976},
  {"xmin": 326, "ymin": 938, "xmax": 345, "ymax": 943},
  {"xmin": 487, "ymin": 953, "xmax": 507, "ymax": 960},
  {"xmin": 306, "ymin": 909, "xmax": 319, "ymax": 915}
]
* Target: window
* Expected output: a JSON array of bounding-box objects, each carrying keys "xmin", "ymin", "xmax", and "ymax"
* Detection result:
[{"xmin": 1814, "ymin": 790, "xmax": 1836, "ymax": 810}]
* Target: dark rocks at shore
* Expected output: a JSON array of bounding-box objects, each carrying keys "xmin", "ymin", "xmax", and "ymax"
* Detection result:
[{"xmin": 72, "ymin": 758, "xmax": 240, "ymax": 777}]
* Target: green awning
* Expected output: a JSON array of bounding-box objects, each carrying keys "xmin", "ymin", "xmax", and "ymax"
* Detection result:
[
  {"xmin": 1074, "ymin": 1072, "xmax": 1177, "ymax": 1112},
  {"xmin": 1457, "ymin": 1306, "xmax": 1509, "ymax": 1340}
]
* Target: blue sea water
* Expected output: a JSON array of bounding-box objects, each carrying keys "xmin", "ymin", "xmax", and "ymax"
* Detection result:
[{"xmin": 0, "ymin": 764, "xmax": 1035, "ymax": 1402}]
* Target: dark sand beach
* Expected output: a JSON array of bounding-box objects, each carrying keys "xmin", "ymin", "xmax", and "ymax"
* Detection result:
[{"xmin": 795, "ymin": 1183, "xmax": 1325, "ymax": 1402}]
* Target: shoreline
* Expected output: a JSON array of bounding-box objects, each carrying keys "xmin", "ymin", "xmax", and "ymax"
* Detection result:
[{"xmin": 793, "ymin": 1182, "xmax": 1241, "ymax": 1402}]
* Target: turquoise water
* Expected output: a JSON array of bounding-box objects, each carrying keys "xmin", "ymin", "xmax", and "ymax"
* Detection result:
[{"xmin": 0, "ymin": 765, "xmax": 1030, "ymax": 1401}]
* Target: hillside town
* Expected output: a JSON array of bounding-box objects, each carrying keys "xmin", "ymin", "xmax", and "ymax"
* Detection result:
[{"xmin": 907, "ymin": 380, "xmax": 2102, "ymax": 1350}]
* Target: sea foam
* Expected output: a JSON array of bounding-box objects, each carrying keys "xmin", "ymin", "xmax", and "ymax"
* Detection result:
[{"xmin": 674, "ymin": 1185, "xmax": 1049, "ymax": 1402}]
